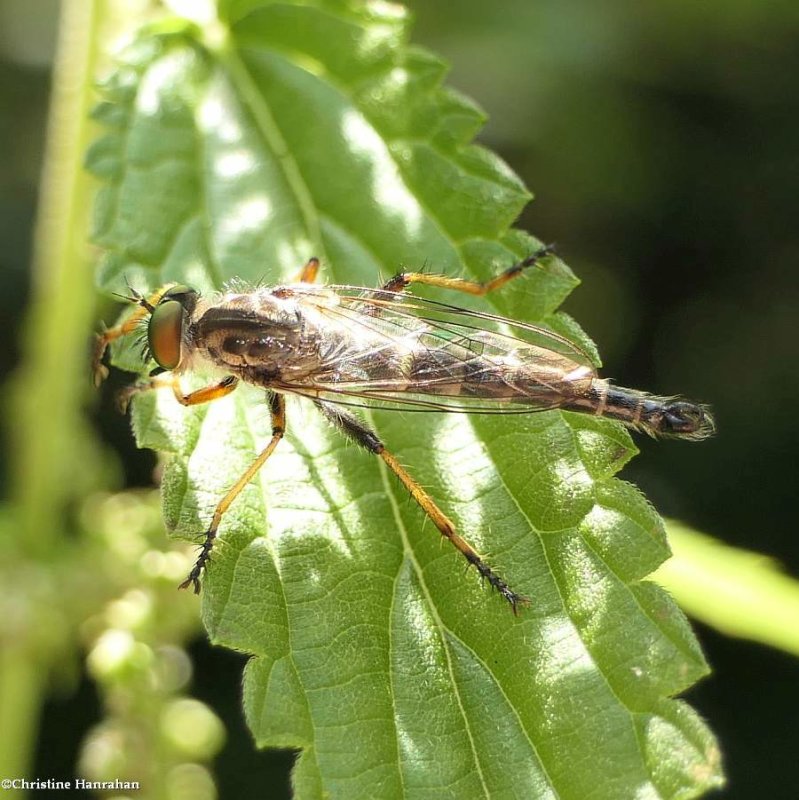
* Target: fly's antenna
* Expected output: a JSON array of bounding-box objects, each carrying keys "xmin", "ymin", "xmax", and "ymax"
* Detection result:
[{"xmin": 112, "ymin": 277, "xmax": 156, "ymax": 313}]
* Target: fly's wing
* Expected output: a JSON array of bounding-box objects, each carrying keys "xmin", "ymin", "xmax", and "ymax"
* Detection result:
[{"xmin": 274, "ymin": 287, "xmax": 596, "ymax": 415}]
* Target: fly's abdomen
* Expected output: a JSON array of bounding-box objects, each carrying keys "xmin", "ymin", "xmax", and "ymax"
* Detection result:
[
  {"xmin": 405, "ymin": 345, "xmax": 592, "ymax": 402},
  {"xmin": 565, "ymin": 379, "xmax": 716, "ymax": 440}
]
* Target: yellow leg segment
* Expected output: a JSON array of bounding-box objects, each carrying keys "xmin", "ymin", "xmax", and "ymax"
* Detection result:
[
  {"xmin": 292, "ymin": 257, "xmax": 321, "ymax": 284},
  {"xmin": 116, "ymin": 374, "xmax": 239, "ymax": 413},
  {"xmin": 382, "ymin": 244, "xmax": 554, "ymax": 297},
  {"xmin": 180, "ymin": 393, "xmax": 286, "ymax": 594},
  {"xmin": 312, "ymin": 398, "xmax": 527, "ymax": 611},
  {"xmin": 379, "ymin": 449, "xmax": 529, "ymax": 613}
]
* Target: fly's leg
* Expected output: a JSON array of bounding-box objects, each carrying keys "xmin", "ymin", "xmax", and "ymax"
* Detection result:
[
  {"xmin": 180, "ymin": 392, "xmax": 286, "ymax": 594},
  {"xmin": 292, "ymin": 257, "xmax": 321, "ymax": 284},
  {"xmin": 381, "ymin": 243, "xmax": 555, "ymax": 297},
  {"xmin": 314, "ymin": 400, "xmax": 529, "ymax": 613},
  {"xmin": 172, "ymin": 376, "xmax": 240, "ymax": 406},
  {"xmin": 116, "ymin": 374, "xmax": 239, "ymax": 413},
  {"xmin": 92, "ymin": 285, "xmax": 174, "ymax": 386}
]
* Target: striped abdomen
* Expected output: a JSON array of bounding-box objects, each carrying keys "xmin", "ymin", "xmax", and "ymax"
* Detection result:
[{"xmin": 565, "ymin": 379, "xmax": 716, "ymax": 440}]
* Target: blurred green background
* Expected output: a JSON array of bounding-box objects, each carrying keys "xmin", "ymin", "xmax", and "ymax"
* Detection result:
[{"xmin": 1, "ymin": 0, "xmax": 796, "ymax": 797}]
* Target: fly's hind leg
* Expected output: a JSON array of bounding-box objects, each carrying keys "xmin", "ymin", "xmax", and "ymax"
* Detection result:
[
  {"xmin": 180, "ymin": 392, "xmax": 286, "ymax": 594},
  {"xmin": 314, "ymin": 400, "xmax": 528, "ymax": 612},
  {"xmin": 381, "ymin": 243, "xmax": 555, "ymax": 297}
]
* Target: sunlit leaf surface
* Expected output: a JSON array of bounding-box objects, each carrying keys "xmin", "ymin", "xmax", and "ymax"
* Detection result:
[{"xmin": 89, "ymin": 2, "xmax": 723, "ymax": 797}]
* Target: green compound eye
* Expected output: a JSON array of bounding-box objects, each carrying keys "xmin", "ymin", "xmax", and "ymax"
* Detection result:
[
  {"xmin": 148, "ymin": 299, "xmax": 185, "ymax": 369},
  {"xmin": 162, "ymin": 284, "xmax": 192, "ymax": 300}
]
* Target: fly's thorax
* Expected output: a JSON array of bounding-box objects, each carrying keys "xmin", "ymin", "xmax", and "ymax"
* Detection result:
[{"xmin": 187, "ymin": 288, "xmax": 322, "ymax": 383}]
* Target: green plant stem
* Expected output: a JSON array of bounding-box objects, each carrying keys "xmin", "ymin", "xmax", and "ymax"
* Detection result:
[
  {"xmin": 0, "ymin": 0, "xmax": 102, "ymax": 781},
  {"xmin": 11, "ymin": 0, "xmax": 101, "ymax": 551},
  {"xmin": 655, "ymin": 522, "xmax": 799, "ymax": 657},
  {"xmin": 0, "ymin": 645, "xmax": 46, "ymax": 782}
]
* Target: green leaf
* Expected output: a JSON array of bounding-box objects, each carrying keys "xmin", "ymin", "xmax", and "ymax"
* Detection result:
[{"xmin": 88, "ymin": 2, "xmax": 723, "ymax": 797}]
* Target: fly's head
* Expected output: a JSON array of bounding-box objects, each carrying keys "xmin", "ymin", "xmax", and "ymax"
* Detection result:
[
  {"xmin": 92, "ymin": 283, "xmax": 200, "ymax": 389},
  {"xmin": 146, "ymin": 284, "xmax": 199, "ymax": 373}
]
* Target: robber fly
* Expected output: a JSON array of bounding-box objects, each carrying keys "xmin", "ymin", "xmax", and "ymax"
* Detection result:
[{"xmin": 93, "ymin": 247, "xmax": 715, "ymax": 612}]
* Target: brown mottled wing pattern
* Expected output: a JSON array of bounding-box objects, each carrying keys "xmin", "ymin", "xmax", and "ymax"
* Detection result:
[{"xmin": 272, "ymin": 287, "xmax": 596, "ymax": 415}]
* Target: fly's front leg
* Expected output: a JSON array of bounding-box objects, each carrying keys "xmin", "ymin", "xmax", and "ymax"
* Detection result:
[
  {"xmin": 381, "ymin": 243, "xmax": 555, "ymax": 297},
  {"xmin": 292, "ymin": 257, "xmax": 321, "ymax": 284},
  {"xmin": 314, "ymin": 400, "xmax": 528, "ymax": 612},
  {"xmin": 180, "ymin": 392, "xmax": 286, "ymax": 594},
  {"xmin": 116, "ymin": 374, "xmax": 239, "ymax": 413},
  {"xmin": 172, "ymin": 376, "xmax": 239, "ymax": 406}
]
